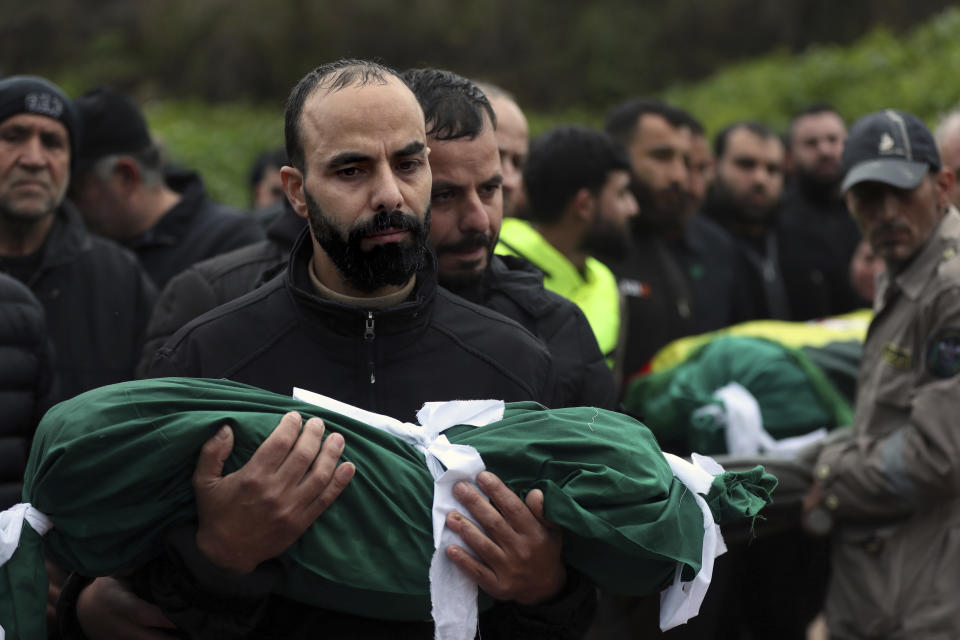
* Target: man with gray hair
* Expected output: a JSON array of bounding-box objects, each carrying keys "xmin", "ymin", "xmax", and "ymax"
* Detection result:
[
  {"xmin": 70, "ymin": 87, "xmax": 262, "ymax": 288},
  {"xmin": 803, "ymin": 108, "xmax": 960, "ymax": 638},
  {"xmin": 0, "ymin": 75, "xmax": 155, "ymax": 402}
]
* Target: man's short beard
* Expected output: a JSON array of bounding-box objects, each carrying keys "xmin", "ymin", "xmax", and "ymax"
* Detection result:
[
  {"xmin": 581, "ymin": 213, "xmax": 630, "ymax": 262},
  {"xmin": 0, "ymin": 194, "xmax": 60, "ymax": 228},
  {"xmin": 708, "ymin": 179, "xmax": 779, "ymax": 226},
  {"xmin": 629, "ymin": 178, "xmax": 692, "ymax": 232},
  {"xmin": 434, "ymin": 231, "xmax": 493, "ymax": 291},
  {"xmin": 795, "ymin": 164, "xmax": 844, "ymax": 200},
  {"xmin": 305, "ymin": 192, "xmax": 430, "ymax": 293}
]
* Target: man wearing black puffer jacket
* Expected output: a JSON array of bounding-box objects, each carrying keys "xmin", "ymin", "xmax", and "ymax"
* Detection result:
[{"xmin": 0, "ymin": 272, "xmax": 54, "ymax": 509}]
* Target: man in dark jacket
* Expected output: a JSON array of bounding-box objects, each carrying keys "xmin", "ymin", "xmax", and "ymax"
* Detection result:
[
  {"xmin": 135, "ymin": 200, "xmax": 302, "ymax": 375},
  {"xmin": 403, "ymin": 67, "xmax": 619, "ymax": 408},
  {"xmin": 69, "ymin": 87, "xmax": 263, "ymax": 289},
  {"xmin": 703, "ymin": 121, "xmax": 792, "ymax": 320},
  {"xmin": 69, "ymin": 60, "xmax": 592, "ymax": 640},
  {"xmin": 0, "ymin": 75, "xmax": 156, "ymax": 402},
  {"xmin": 779, "ymin": 105, "xmax": 862, "ymax": 320},
  {"xmin": 602, "ymin": 98, "xmax": 754, "ymax": 381},
  {"xmin": 138, "ymin": 69, "xmax": 618, "ymax": 411},
  {"xmin": 0, "ymin": 272, "xmax": 54, "ymax": 509}
]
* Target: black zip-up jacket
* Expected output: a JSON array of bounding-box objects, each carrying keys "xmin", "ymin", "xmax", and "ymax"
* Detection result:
[
  {"xmin": 451, "ymin": 255, "xmax": 619, "ymax": 410},
  {"xmin": 125, "ymin": 169, "xmax": 264, "ymax": 290},
  {"xmin": 0, "ymin": 203, "xmax": 156, "ymax": 402},
  {"xmin": 136, "ymin": 204, "xmax": 303, "ymax": 376},
  {"xmin": 149, "ymin": 228, "xmax": 559, "ymax": 421},
  {"xmin": 0, "ymin": 273, "xmax": 55, "ymax": 508},
  {"xmin": 121, "ymin": 232, "xmax": 595, "ymax": 638}
]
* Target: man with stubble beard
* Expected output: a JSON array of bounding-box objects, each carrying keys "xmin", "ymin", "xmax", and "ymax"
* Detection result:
[
  {"xmin": 779, "ymin": 104, "xmax": 863, "ymax": 320},
  {"xmin": 65, "ymin": 60, "xmax": 594, "ymax": 640},
  {"xmin": 404, "ymin": 67, "xmax": 618, "ymax": 408},
  {"xmin": 601, "ymin": 98, "xmax": 752, "ymax": 382},
  {"xmin": 703, "ymin": 121, "xmax": 791, "ymax": 320}
]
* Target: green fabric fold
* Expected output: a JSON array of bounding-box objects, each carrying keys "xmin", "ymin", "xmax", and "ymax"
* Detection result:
[
  {"xmin": 1, "ymin": 378, "xmax": 775, "ymax": 639},
  {"xmin": 624, "ymin": 336, "xmax": 853, "ymax": 454}
]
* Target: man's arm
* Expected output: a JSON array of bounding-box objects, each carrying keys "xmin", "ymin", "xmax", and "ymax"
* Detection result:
[
  {"xmin": 810, "ymin": 288, "xmax": 960, "ymax": 522},
  {"xmin": 136, "ymin": 268, "xmax": 220, "ymax": 378}
]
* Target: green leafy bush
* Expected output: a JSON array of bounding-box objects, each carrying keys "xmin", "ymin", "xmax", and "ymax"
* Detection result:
[
  {"xmin": 145, "ymin": 100, "xmax": 282, "ymax": 210},
  {"xmin": 663, "ymin": 7, "xmax": 960, "ymax": 135}
]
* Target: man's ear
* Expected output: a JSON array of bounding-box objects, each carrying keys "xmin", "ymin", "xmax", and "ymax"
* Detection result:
[
  {"xmin": 934, "ymin": 166, "xmax": 955, "ymax": 211},
  {"xmin": 571, "ymin": 187, "xmax": 596, "ymax": 224},
  {"xmin": 280, "ymin": 165, "xmax": 308, "ymax": 220},
  {"xmin": 112, "ymin": 157, "xmax": 142, "ymax": 191}
]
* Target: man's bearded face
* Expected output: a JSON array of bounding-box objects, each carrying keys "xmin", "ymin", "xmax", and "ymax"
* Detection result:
[{"xmin": 306, "ymin": 190, "xmax": 431, "ymax": 292}]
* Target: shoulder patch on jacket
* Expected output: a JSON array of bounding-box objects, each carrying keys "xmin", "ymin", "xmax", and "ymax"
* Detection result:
[
  {"xmin": 926, "ymin": 328, "xmax": 960, "ymax": 378},
  {"xmin": 882, "ymin": 342, "xmax": 912, "ymax": 369}
]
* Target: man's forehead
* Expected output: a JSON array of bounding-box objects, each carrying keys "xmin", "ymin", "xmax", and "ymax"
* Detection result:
[
  {"xmin": 634, "ymin": 113, "xmax": 690, "ymax": 147},
  {"xmin": 490, "ymin": 96, "xmax": 528, "ymax": 139},
  {"xmin": 301, "ymin": 79, "xmax": 426, "ymax": 159},
  {"xmin": 793, "ymin": 112, "xmax": 845, "ymax": 140},
  {"xmin": 428, "ymin": 128, "xmax": 501, "ymax": 181},
  {"xmin": 0, "ymin": 112, "xmax": 69, "ymax": 136},
  {"xmin": 727, "ymin": 128, "xmax": 783, "ymax": 156}
]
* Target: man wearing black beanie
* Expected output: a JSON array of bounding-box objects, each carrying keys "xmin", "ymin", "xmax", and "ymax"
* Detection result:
[{"xmin": 0, "ymin": 75, "xmax": 156, "ymax": 402}]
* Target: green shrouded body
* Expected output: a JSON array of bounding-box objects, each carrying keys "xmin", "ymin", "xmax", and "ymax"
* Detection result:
[{"xmin": 1, "ymin": 378, "xmax": 775, "ymax": 639}]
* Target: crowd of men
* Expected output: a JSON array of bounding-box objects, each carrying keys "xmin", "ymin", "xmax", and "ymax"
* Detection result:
[{"xmin": 1, "ymin": 57, "xmax": 959, "ymax": 640}]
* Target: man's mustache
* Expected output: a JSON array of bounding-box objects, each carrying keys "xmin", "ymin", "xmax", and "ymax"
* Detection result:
[
  {"xmin": 872, "ymin": 222, "xmax": 911, "ymax": 238},
  {"xmin": 436, "ymin": 232, "xmax": 492, "ymax": 254},
  {"xmin": 352, "ymin": 210, "xmax": 421, "ymax": 239}
]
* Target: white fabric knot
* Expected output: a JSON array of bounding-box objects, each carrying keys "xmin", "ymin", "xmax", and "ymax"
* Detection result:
[
  {"xmin": 293, "ymin": 388, "xmax": 503, "ymax": 640},
  {"xmin": 0, "ymin": 502, "xmax": 53, "ymax": 567},
  {"xmin": 659, "ymin": 453, "xmax": 727, "ymax": 630}
]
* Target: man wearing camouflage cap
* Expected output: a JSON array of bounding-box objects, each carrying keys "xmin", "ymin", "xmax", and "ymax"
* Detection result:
[
  {"xmin": 0, "ymin": 75, "xmax": 155, "ymax": 402},
  {"xmin": 802, "ymin": 109, "xmax": 960, "ymax": 638}
]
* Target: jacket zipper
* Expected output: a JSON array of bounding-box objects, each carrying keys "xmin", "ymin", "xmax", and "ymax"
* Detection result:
[{"xmin": 364, "ymin": 311, "xmax": 376, "ymax": 384}]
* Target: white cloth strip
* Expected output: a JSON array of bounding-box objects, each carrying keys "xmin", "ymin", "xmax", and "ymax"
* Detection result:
[
  {"xmin": 293, "ymin": 388, "xmax": 503, "ymax": 640},
  {"xmin": 698, "ymin": 382, "xmax": 828, "ymax": 458},
  {"xmin": 658, "ymin": 453, "xmax": 728, "ymax": 630},
  {"xmin": 0, "ymin": 502, "xmax": 53, "ymax": 567}
]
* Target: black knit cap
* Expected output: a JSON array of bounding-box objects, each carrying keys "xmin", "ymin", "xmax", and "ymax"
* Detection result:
[
  {"xmin": 73, "ymin": 87, "xmax": 152, "ymax": 173},
  {"xmin": 841, "ymin": 109, "xmax": 941, "ymax": 193},
  {"xmin": 0, "ymin": 75, "xmax": 80, "ymax": 153}
]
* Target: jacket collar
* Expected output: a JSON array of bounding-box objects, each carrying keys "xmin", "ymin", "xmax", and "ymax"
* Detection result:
[
  {"xmin": 284, "ymin": 227, "xmax": 437, "ymax": 331},
  {"xmin": 878, "ymin": 207, "xmax": 960, "ymax": 306},
  {"xmin": 126, "ymin": 169, "xmax": 206, "ymax": 249},
  {"xmin": 33, "ymin": 201, "xmax": 93, "ymax": 272}
]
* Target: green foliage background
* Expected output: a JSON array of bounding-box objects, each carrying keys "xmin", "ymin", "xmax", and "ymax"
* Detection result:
[
  {"xmin": 663, "ymin": 6, "xmax": 960, "ymax": 135},
  {"xmin": 106, "ymin": 6, "xmax": 960, "ymax": 209}
]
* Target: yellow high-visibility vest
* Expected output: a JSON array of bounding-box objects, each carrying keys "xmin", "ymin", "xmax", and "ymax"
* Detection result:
[{"xmin": 496, "ymin": 218, "xmax": 620, "ymax": 367}]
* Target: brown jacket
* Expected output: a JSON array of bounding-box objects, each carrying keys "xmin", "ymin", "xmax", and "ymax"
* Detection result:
[{"xmin": 814, "ymin": 209, "xmax": 960, "ymax": 638}]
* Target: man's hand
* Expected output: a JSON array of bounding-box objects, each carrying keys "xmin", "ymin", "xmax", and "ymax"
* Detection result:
[
  {"xmin": 193, "ymin": 411, "xmax": 355, "ymax": 574},
  {"xmin": 445, "ymin": 471, "xmax": 566, "ymax": 605},
  {"xmin": 76, "ymin": 577, "xmax": 178, "ymax": 640}
]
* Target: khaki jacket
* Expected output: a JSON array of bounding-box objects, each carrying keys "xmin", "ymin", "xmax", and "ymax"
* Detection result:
[{"xmin": 815, "ymin": 209, "xmax": 960, "ymax": 638}]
